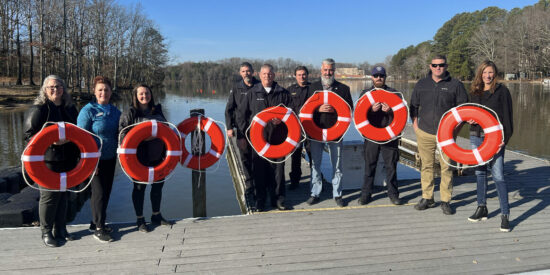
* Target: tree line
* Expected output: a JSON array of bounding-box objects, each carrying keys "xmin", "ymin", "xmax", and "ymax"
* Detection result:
[
  {"xmin": 390, "ymin": 0, "xmax": 550, "ymax": 80},
  {"xmin": 0, "ymin": 0, "xmax": 167, "ymax": 91}
]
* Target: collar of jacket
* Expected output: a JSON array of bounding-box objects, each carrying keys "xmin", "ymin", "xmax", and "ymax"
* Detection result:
[
  {"xmin": 238, "ymin": 77, "xmax": 259, "ymax": 89},
  {"xmin": 257, "ymin": 81, "xmax": 284, "ymax": 94}
]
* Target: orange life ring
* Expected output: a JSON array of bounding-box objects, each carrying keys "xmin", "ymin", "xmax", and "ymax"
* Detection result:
[
  {"xmin": 299, "ymin": 90, "xmax": 351, "ymax": 141},
  {"xmin": 117, "ymin": 120, "xmax": 181, "ymax": 183},
  {"xmin": 22, "ymin": 122, "xmax": 100, "ymax": 190},
  {"xmin": 437, "ymin": 105, "xmax": 503, "ymax": 165},
  {"xmin": 249, "ymin": 106, "xmax": 302, "ymax": 159},
  {"xmin": 353, "ymin": 89, "xmax": 408, "ymax": 142},
  {"xmin": 177, "ymin": 116, "xmax": 225, "ymax": 170}
]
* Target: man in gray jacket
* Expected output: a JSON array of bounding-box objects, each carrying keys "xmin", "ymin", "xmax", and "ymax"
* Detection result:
[{"xmin": 409, "ymin": 55, "xmax": 468, "ymax": 215}]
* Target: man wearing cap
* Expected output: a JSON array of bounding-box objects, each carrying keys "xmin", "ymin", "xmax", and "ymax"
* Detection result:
[
  {"xmin": 409, "ymin": 54, "xmax": 468, "ymax": 215},
  {"xmin": 358, "ymin": 66, "xmax": 402, "ymax": 205}
]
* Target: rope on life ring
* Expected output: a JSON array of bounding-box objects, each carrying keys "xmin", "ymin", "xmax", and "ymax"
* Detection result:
[
  {"xmin": 21, "ymin": 122, "xmax": 102, "ymax": 192},
  {"xmin": 177, "ymin": 115, "xmax": 226, "ymax": 170},
  {"xmin": 299, "ymin": 90, "xmax": 351, "ymax": 142},
  {"xmin": 436, "ymin": 103, "xmax": 504, "ymax": 167},
  {"xmin": 245, "ymin": 105, "xmax": 305, "ymax": 163},
  {"xmin": 117, "ymin": 120, "xmax": 182, "ymax": 184},
  {"xmin": 353, "ymin": 88, "xmax": 408, "ymax": 144}
]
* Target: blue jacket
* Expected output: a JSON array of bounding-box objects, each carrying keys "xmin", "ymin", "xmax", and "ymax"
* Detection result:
[{"xmin": 77, "ymin": 102, "xmax": 121, "ymax": 160}]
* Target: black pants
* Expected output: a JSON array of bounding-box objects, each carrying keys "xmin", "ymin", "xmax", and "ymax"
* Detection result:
[
  {"xmin": 361, "ymin": 139, "xmax": 399, "ymax": 199},
  {"xmin": 90, "ymin": 158, "xmax": 116, "ymax": 228},
  {"xmin": 289, "ymin": 141, "xmax": 312, "ymax": 185},
  {"xmin": 39, "ymin": 161, "xmax": 70, "ymax": 234},
  {"xmin": 239, "ymin": 142, "xmax": 254, "ymax": 195},
  {"xmin": 252, "ymin": 153, "xmax": 285, "ymax": 207},
  {"xmin": 132, "ymin": 181, "xmax": 164, "ymax": 217}
]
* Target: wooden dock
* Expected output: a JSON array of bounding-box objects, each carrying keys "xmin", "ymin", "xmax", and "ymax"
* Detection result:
[{"xmin": 1, "ymin": 128, "xmax": 550, "ymax": 274}]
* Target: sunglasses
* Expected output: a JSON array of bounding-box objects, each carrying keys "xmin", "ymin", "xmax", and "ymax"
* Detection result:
[
  {"xmin": 373, "ymin": 74, "xmax": 385, "ymax": 78},
  {"xmin": 431, "ymin": 63, "xmax": 446, "ymax": 68}
]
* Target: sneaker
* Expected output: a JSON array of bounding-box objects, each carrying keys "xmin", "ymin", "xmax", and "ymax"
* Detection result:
[
  {"xmin": 93, "ymin": 229, "xmax": 113, "ymax": 243},
  {"xmin": 414, "ymin": 198, "xmax": 435, "ymax": 210},
  {"xmin": 468, "ymin": 206, "xmax": 488, "ymax": 222},
  {"xmin": 137, "ymin": 218, "xmax": 150, "ymax": 233},
  {"xmin": 151, "ymin": 213, "xmax": 173, "ymax": 226},
  {"xmin": 500, "ymin": 215, "xmax": 511, "ymax": 232},
  {"xmin": 334, "ymin": 196, "xmax": 345, "ymax": 207},
  {"xmin": 389, "ymin": 196, "xmax": 402, "ymax": 205},
  {"xmin": 89, "ymin": 222, "xmax": 114, "ymax": 233},
  {"xmin": 357, "ymin": 196, "xmax": 371, "ymax": 206},
  {"xmin": 306, "ymin": 196, "xmax": 320, "ymax": 205},
  {"xmin": 441, "ymin": 201, "xmax": 455, "ymax": 215}
]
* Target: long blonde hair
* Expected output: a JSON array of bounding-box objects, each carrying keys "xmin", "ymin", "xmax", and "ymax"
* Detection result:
[
  {"xmin": 470, "ymin": 60, "xmax": 498, "ymax": 96},
  {"xmin": 34, "ymin": 75, "xmax": 73, "ymax": 105}
]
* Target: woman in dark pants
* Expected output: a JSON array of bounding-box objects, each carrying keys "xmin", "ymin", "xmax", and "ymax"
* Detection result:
[
  {"xmin": 24, "ymin": 75, "xmax": 79, "ymax": 247},
  {"xmin": 77, "ymin": 76, "xmax": 121, "ymax": 243},
  {"xmin": 119, "ymin": 84, "xmax": 173, "ymax": 232}
]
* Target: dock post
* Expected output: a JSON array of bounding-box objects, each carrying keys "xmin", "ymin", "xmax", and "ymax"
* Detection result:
[{"xmin": 190, "ymin": 109, "xmax": 207, "ymax": 217}]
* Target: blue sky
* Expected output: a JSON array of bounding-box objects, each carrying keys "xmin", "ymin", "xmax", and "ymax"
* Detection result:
[{"xmin": 119, "ymin": 0, "xmax": 538, "ymax": 66}]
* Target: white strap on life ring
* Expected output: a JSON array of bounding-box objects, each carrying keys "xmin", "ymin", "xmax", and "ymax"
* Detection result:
[
  {"xmin": 59, "ymin": 172, "xmax": 67, "ymax": 191},
  {"xmin": 57, "ymin": 122, "xmax": 66, "ymax": 141},
  {"xmin": 151, "ymin": 120, "xmax": 158, "ymax": 137},
  {"xmin": 166, "ymin": 150, "xmax": 182, "ymax": 156},
  {"xmin": 81, "ymin": 152, "xmax": 101, "ymax": 158},
  {"xmin": 285, "ymin": 137, "xmax": 298, "ymax": 147},
  {"xmin": 472, "ymin": 148, "xmax": 484, "ymax": 164},
  {"xmin": 147, "ymin": 167, "xmax": 154, "ymax": 184},
  {"xmin": 385, "ymin": 126, "xmax": 396, "ymax": 139},
  {"xmin": 117, "ymin": 148, "xmax": 137, "ymax": 154},
  {"xmin": 182, "ymin": 154, "xmax": 192, "ymax": 167},
  {"xmin": 392, "ymin": 102, "xmax": 405, "ymax": 111},
  {"xmin": 451, "ymin": 108, "xmax": 462, "ymax": 123},
  {"xmin": 282, "ymin": 108, "xmax": 292, "ymax": 123},
  {"xmin": 253, "ymin": 116, "xmax": 267, "ymax": 127},
  {"xmin": 208, "ymin": 148, "xmax": 222, "ymax": 159},
  {"xmin": 299, "ymin": 113, "xmax": 313, "ymax": 119},
  {"xmin": 258, "ymin": 143, "xmax": 270, "ymax": 156},
  {"xmin": 356, "ymin": 120, "xmax": 370, "ymax": 129},
  {"xmin": 323, "ymin": 91, "xmax": 329, "ymax": 104},
  {"xmin": 438, "ymin": 139, "xmax": 455, "ymax": 147},
  {"xmin": 21, "ymin": 155, "xmax": 45, "ymax": 162},
  {"xmin": 204, "ymin": 118, "xmax": 213, "ymax": 132},
  {"xmin": 366, "ymin": 92, "xmax": 375, "ymax": 104},
  {"xmin": 484, "ymin": 125, "xmax": 503, "ymax": 134},
  {"xmin": 322, "ymin": 129, "xmax": 328, "ymax": 141}
]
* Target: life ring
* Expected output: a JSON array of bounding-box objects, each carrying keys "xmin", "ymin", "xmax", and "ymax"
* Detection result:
[
  {"xmin": 177, "ymin": 116, "xmax": 225, "ymax": 170},
  {"xmin": 299, "ymin": 90, "xmax": 351, "ymax": 142},
  {"xmin": 353, "ymin": 89, "xmax": 408, "ymax": 142},
  {"xmin": 117, "ymin": 120, "xmax": 181, "ymax": 183},
  {"xmin": 437, "ymin": 105, "xmax": 503, "ymax": 165},
  {"xmin": 248, "ymin": 106, "xmax": 302, "ymax": 159},
  {"xmin": 22, "ymin": 122, "xmax": 100, "ymax": 190}
]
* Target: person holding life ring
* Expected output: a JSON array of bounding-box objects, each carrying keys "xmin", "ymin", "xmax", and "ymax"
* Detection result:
[
  {"xmin": 356, "ymin": 66, "xmax": 403, "ymax": 206},
  {"xmin": 304, "ymin": 58, "xmax": 353, "ymax": 208},
  {"xmin": 119, "ymin": 84, "xmax": 174, "ymax": 232},
  {"xmin": 23, "ymin": 75, "xmax": 80, "ymax": 247},
  {"xmin": 77, "ymin": 76, "xmax": 121, "ymax": 243},
  {"xmin": 466, "ymin": 60, "xmax": 514, "ymax": 232}
]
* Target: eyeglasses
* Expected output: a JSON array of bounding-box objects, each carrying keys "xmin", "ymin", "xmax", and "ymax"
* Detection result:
[
  {"xmin": 431, "ymin": 63, "xmax": 446, "ymax": 68},
  {"xmin": 373, "ymin": 74, "xmax": 385, "ymax": 78},
  {"xmin": 47, "ymin": 85, "xmax": 63, "ymax": 91}
]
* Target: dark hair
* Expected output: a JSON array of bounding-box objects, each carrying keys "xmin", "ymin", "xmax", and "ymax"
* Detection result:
[
  {"xmin": 240, "ymin": 62, "xmax": 253, "ymax": 72},
  {"xmin": 431, "ymin": 54, "xmax": 447, "ymax": 63},
  {"xmin": 131, "ymin": 84, "xmax": 156, "ymax": 111},
  {"xmin": 471, "ymin": 60, "xmax": 498, "ymax": 95},
  {"xmin": 93, "ymin": 75, "xmax": 112, "ymax": 90},
  {"xmin": 294, "ymin": 66, "xmax": 309, "ymax": 75},
  {"xmin": 261, "ymin": 63, "xmax": 274, "ymax": 72}
]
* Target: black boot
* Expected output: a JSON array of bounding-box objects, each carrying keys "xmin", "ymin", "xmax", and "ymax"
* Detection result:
[
  {"xmin": 468, "ymin": 206, "xmax": 488, "ymax": 222},
  {"xmin": 500, "ymin": 215, "xmax": 511, "ymax": 232},
  {"xmin": 151, "ymin": 213, "xmax": 173, "ymax": 226},
  {"xmin": 42, "ymin": 232, "xmax": 58, "ymax": 247}
]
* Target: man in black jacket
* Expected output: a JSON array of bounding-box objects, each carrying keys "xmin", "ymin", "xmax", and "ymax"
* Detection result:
[
  {"xmin": 286, "ymin": 66, "xmax": 311, "ymax": 190},
  {"xmin": 358, "ymin": 66, "xmax": 402, "ymax": 206},
  {"xmin": 225, "ymin": 62, "xmax": 258, "ymax": 206},
  {"xmin": 236, "ymin": 64, "xmax": 290, "ymax": 211},
  {"xmin": 306, "ymin": 58, "xmax": 353, "ymax": 207},
  {"xmin": 409, "ymin": 55, "xmax": 468, "ymax": 215}
]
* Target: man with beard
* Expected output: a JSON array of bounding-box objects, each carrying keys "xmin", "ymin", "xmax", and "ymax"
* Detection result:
[
  {"xmin": 236, "ymin": 64, "xmax": 290, "ymax": 212},
  {"xmin": 357, "ymin": 66, "xmax": 402, "ymax": 206},
  {"xmin": 410, "ymin": 55, "xmax": 468, "ymax": 215},
  {"xmin": 286, "ymin": 66, "xmax": 311, "ymax": 190},
  {"xmin": 306, "ymin": 58, "xmax": 353, "ymax": 207},
  {"xmin": 225, "ymin": 62, "xmax": 259, "ymax": 207}
]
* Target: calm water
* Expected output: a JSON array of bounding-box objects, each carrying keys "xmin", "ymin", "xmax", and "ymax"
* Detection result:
[{"xmin": 1, "ymin": 80, "xmax": 549, "ymax": 223}]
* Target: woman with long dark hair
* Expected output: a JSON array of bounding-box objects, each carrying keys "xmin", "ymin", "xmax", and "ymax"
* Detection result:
[
  {"xmin": 119, "ymin": 84, "xmax": 173, "ymax": 232},
  {"xmin": 467, "ymin": 60, "xmax": 514, "ymax": 232}
]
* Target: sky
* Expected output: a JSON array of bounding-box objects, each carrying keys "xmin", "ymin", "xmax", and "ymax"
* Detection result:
[{"xmin": 119, "ymin": 0, "xmax": 539, "ymax": 66}]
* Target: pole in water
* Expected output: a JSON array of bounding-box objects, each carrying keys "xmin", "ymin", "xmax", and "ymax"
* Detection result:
[{"xmin": 190, "ymin": 108, "xmax": 207, "ymax": 217}]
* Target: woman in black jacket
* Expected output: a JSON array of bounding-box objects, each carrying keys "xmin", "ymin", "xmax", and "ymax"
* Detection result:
[
  {"xmin": 119, "ymin": 84, "xmax": 173, "ymax": 232},
  {"xmin": 467, "ymin": 60, "xmax": 514, "ymax": 232},
  {"xmin": 24, "ymin": 75, "xmax": 79, "ymax": 247}
]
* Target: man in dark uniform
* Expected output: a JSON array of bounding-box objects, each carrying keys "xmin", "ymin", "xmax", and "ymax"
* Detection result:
[
  {"xmin": 358, "ymin": 66, "xmax": 402, "ymax": 206},
  {"xmin": 286, "ymin": 66, "xmax": 311, "ymax": 190},
  {"xmin": 225, "ymin": 62, "xmax": 258, "ymax": 206},
  {"xmin": 237, "ymin": 64, "xmax": 290, "ymax": 212}
]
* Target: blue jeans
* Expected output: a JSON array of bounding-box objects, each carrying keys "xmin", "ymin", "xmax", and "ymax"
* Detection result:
[
  {"xmin": 470, "ymin": 135, "xmax": 509, "ymax": 215},
  {"xmin": 310, "ymin": 140, "xmax": 343, "ymax": 198}
]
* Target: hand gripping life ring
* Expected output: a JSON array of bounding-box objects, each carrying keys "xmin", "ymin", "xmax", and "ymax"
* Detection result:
[
  {"xmin": 177, "ymin": 116, "xmax": 226, "ymax": 170},
  {"xmin": 22, "ymin": 122, "xmax": 101, "ymax": 190},
  {"xmin": 248, "ymin": 106, "xmax": 302, "ymax": 159},
  {"xmin": 117, "ymin": 120, "xmax": 181, "ymax": 183},
  {"xmin": 437, "ymin": 104, "xmax": 504, "ymax": 166},
  {"xmin": 353, "ymin": 89, "xmax": 408, "ymax": 143},
  {"xmin": 299, "ymin": 90, "xmax": 351, "ymax": 142}
]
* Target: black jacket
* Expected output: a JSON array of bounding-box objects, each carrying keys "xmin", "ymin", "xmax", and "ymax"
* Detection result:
[
  {"xmin": 286, "ymin": 82, "xmax": 311, "ymax": 114},
  {"xmin": 236, "ymin": 81, "xmax": 290, "ymax": 145},
  {"xmin": 119, "ymin": 104, "xmax": 167, "ymax": 166},
  {"xmin": 225, "ymin": 78, "xmax": 259, "ymax": 138},
  {"xmin": 308, "ymin": 80, "xmax": 354, "ymax": 129},
  {"xmin": 23, "ymin": 100, "xmax": 80, "ymax": 164},
  {"xmin": 469, "ymin": 83, "xmax": 514, "ymax": 144},
  {"xmin": 359, "ymin": 85, "xmax": 400, "ymax": 128},
  {"xmin": 409, "ymin": 71, "xmax": 469, "ymax": 135}
]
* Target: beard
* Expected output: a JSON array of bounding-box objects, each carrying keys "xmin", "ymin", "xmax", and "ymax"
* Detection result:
[
  {"xmin": 374, "ymin": 80, "xmax": 384, "ymax": 88},
  {"xmin": 244, "ymin": 76, "xmax": 252, "ymax": 83},
  {"xmin": 321, "ymin": 75, "xmax": 334, "ymax": 87}
]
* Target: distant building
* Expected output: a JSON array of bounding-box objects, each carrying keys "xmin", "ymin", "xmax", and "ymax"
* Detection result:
[{"xmin": 335, "ymin": 67, "xmax": 365, "ymax": 78}]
